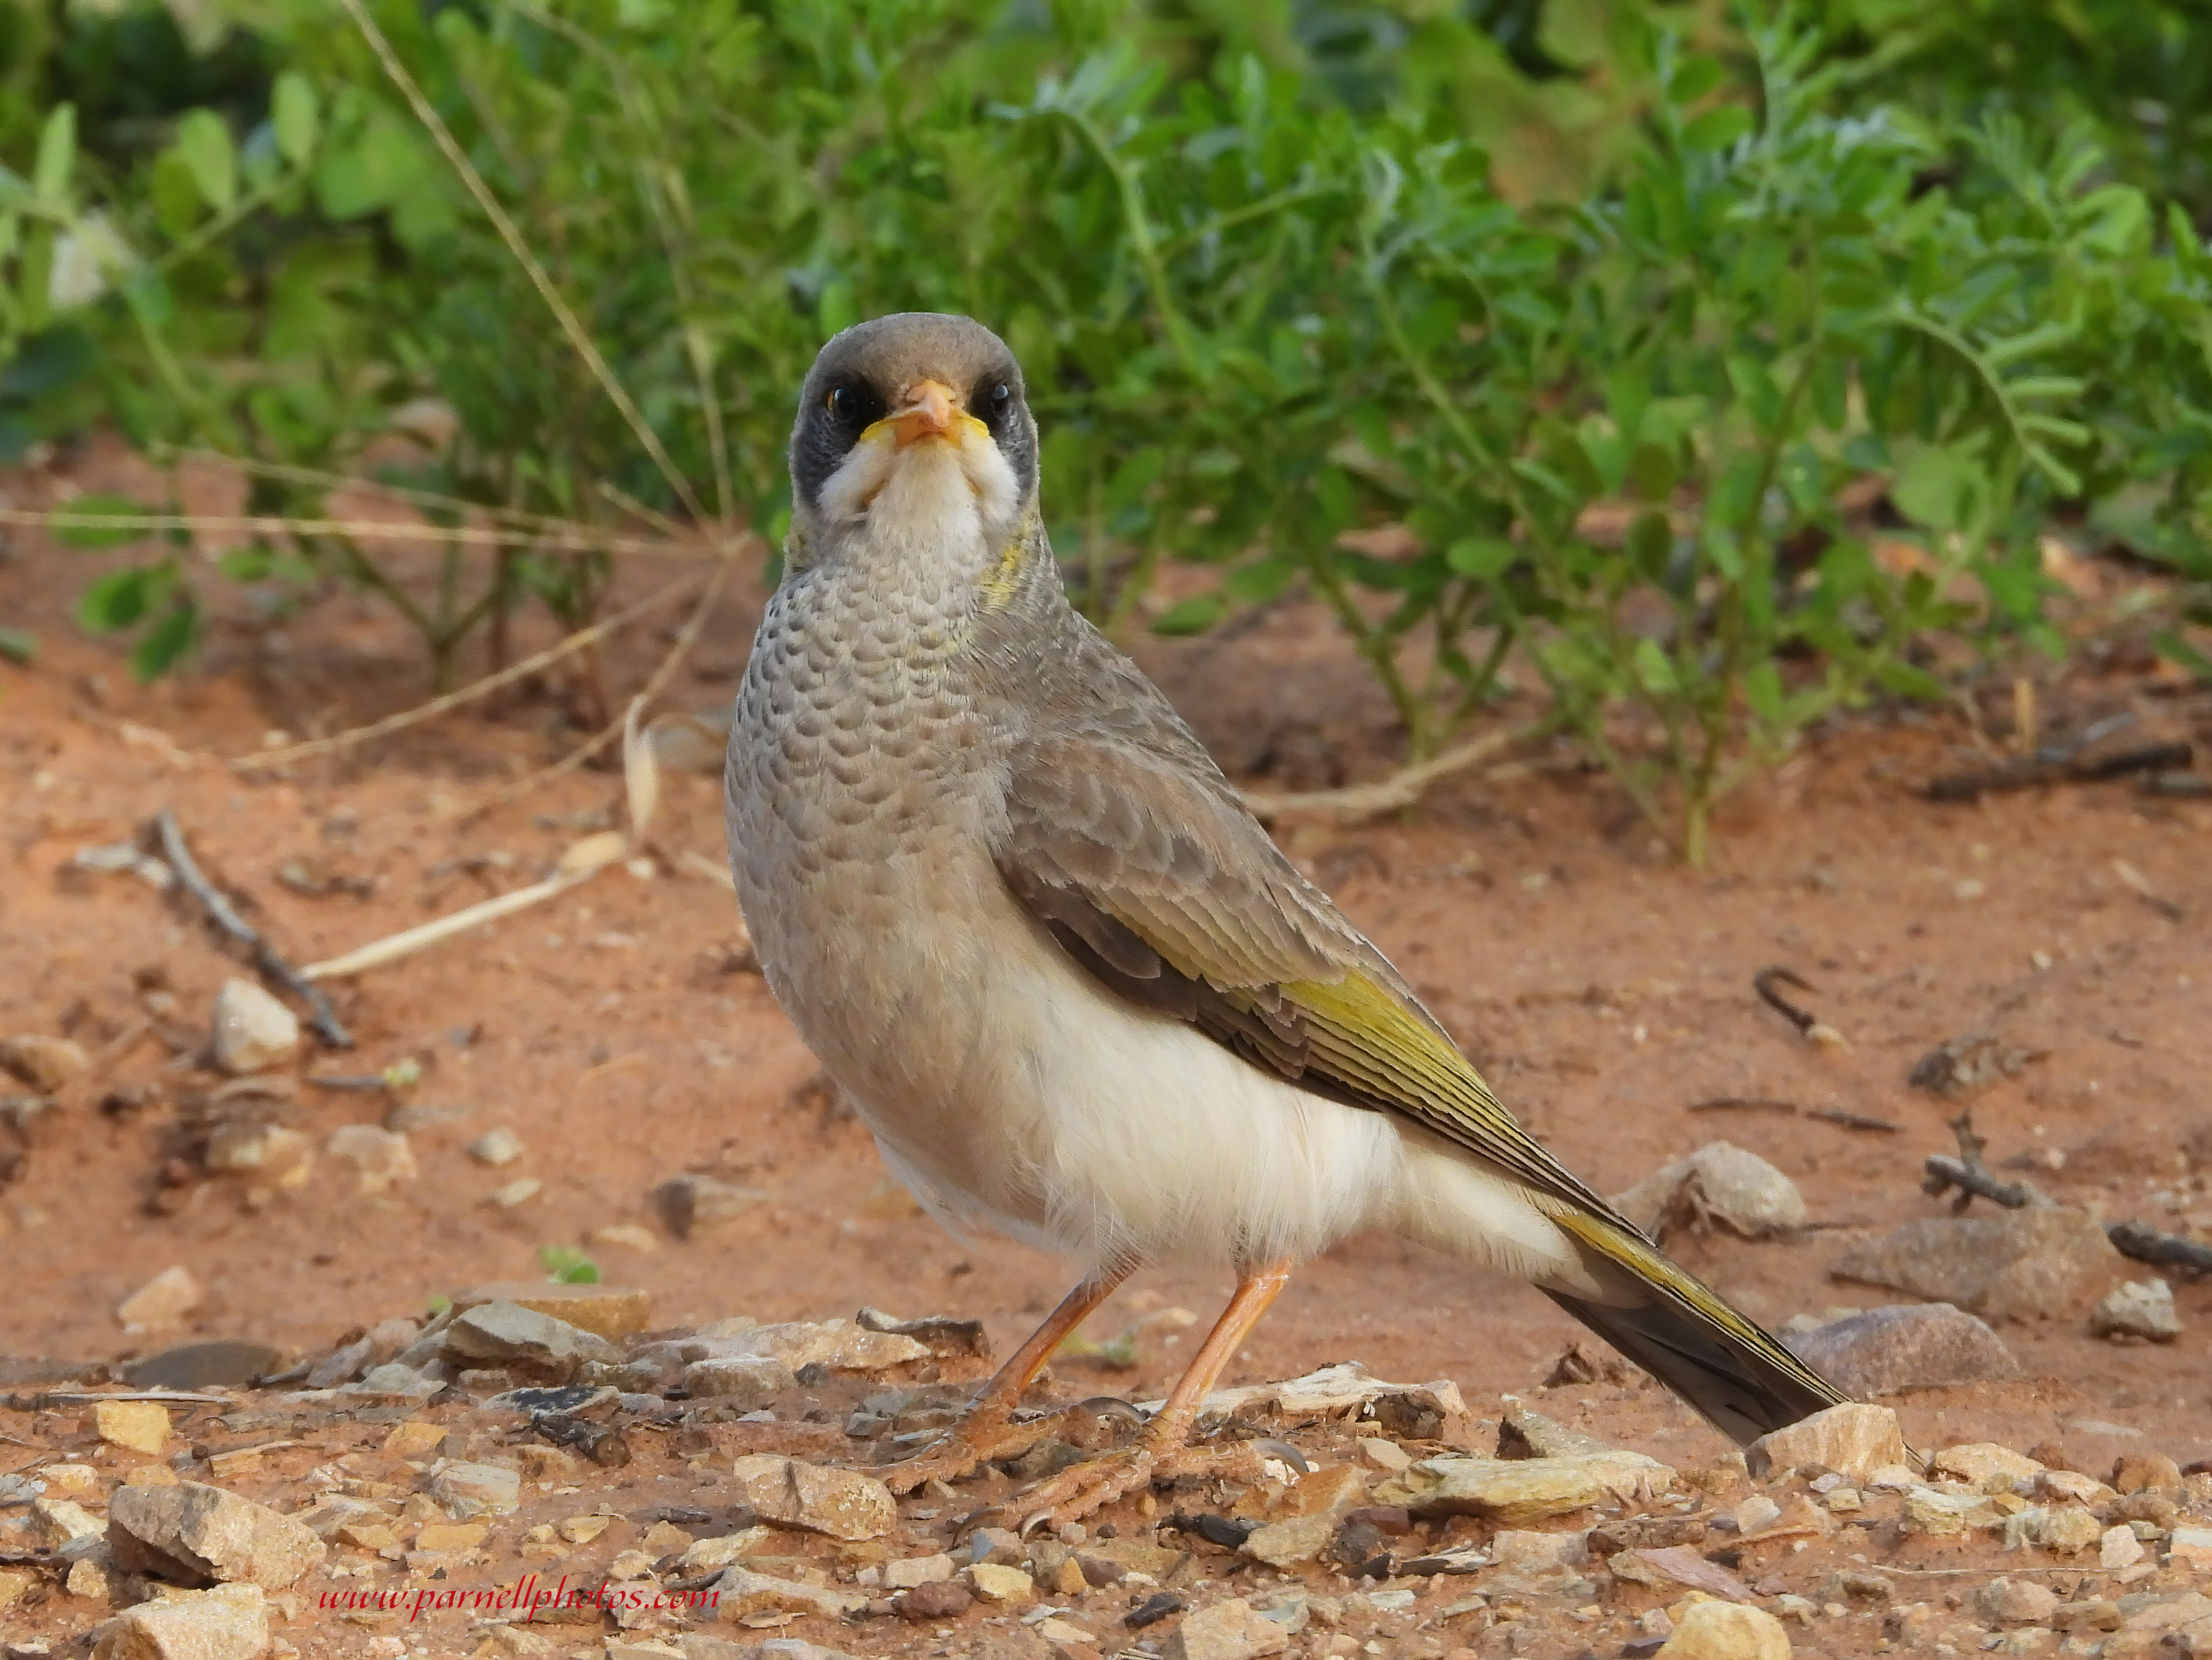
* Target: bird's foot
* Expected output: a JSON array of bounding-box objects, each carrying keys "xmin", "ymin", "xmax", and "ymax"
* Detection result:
[
  {"xmin": 875, "ymin": 1405, "xmax": 1080, "ymax": 1494},
  {"xmin": 1012, "ymin": 1435, "xmax": 1264, "ymax": 1532}
]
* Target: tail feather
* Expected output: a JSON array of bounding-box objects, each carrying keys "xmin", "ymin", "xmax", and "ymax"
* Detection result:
[{"xmin": 1547, "ymin": 1209, "xmax": 1849, "ymax": 1444}]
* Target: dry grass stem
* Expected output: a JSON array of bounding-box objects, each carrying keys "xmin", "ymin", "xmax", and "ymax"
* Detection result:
[{"xmin": 1241, "ymin": 718, "xmax": 1554, "ymax": 822}]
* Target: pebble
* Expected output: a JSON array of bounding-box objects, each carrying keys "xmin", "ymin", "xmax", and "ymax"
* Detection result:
[
  {"xmin": 1783, "ymin": 1302, "xmax": 2018, "ymax": 1395},
  {"xmin": 451, "ymin": 1281, "xmax": 652, "ymax": 1341},
  {"xmin": 210, "ymin": 980, "xmax": 300, "ymax": 1075},
  {"xmin": 122, "ymin": 1339, "xmax": 286, "ymax": 1391},
  {"xmin": 684, "ymin": 1356, "xmax": 796, "ymax": 1406},
  {"xmin": 427, "ymin": 1462, "xmax": 522, "ymax": 1518},
  {"xmin": 1931, "ymin": 1443, "xmax": 2044, "ymax": 1493},
  {"xmin": 725, "ymin": 1319, "xmax": 928, "ymax": 1373},
  {"xmin": 2169, "ymin": 1527, "xmax": 2212, "ymax": 1572},
  {"xmin": 1902, "ymin": 1487, "xmax": 2002, "ymax": 1536},
  {"xmin": 1652, "ymin": 1599, "xmax": 1792, "ymax": 1659},
  {"xmin": 94, "ymin": 1399, "xmax": 170, "ymax": 1457},
  {"xmin": 1612, "ymin": 1142, "xmax": 1806, "ymax": 1241},
  {"xmin": 883, "ymin": 1553, "xmax": 955, "ymax": 1589},
  {"xmin": 468, "ymin": 1128, "xmax": 525, "ymax": 1166},
  {"xmin": 654, "ymin": 1174, "xmax": 772, "ymax": 1240},
  {"xmin": 2102, "ymin": 1524, "xmax": 2146, "ymax": 1569},
  {"xmin": 709, "ymin": 1567, "xmax": 868, "ymax": 1622},
  {"xmin": 0, "ymin": 1034, "xmax": 89, "ymax": 1093},
  {"xmin": 2033, "ymin": 1506, "xmax": 2105, "ymax": 1553},
  {"xmin": 965, "ymin": 1563, "xmax": 1034, "ymax": 1603},
  {"xmin": 92, "ymin": 1581, "xmax": 268, "ymax": 1660},
  {"xmin": 65, "ymin": 1559, "xmax": 107, "ymax": 1600},
  {"xmin": 117, "ymin": 1266, "xmax": 202, "ymax": 1332},
  {"xmin": 488, "ymin": 1177, "xmax": 540, "ymax": 1208},
  {"xmin": 896, "ymin": 1579, "xmax": 972, "ymax": 1621},
  {"xmin": 444, "ymin": 1300, "xmax": 618, "ymax": 1383},
  {"xmin": 1376, "ymin": 1450, "xmax": 1673, "ymax": 1524},
  {"xmin": 727, "ymin": 1455, "xmax": 896, "ymax": 1541},
  {"xmin": 1745, "ymin": 1402, "xmax": 1907, "ymax": 1483},
  {"xmin": 1355, "ymin": 1436, "xmax": 1411, "ymax": 1473},
  {"xmin": 1163, "ymin": 1596, "xmax": 1291, "ymax": 1660},
  {"xmin": 325, "ymin": 1125, "xmax": 417, "ymax": 1194},
  {"xmin": 108, "ymin": 1481, "xmax": 327, "ymax": 1589},
  {"xmin": 1979, "ymin": 1578, "xmax": 2062, "ymax": 1624},
  {"xmin": 203, "ymin": 1123, "xmax": 313, "ymax": 1183},
  {"xmin": 2091, "ymin": 1279, "xmax": 2183, "ymax": 1342},
  {"xmin": 1830, "ymin": 1205, "xmax": 2123, "ymax": 1320},
  {"xmin": 1240, "ymin": 1511, "xmax": 1338, "ymax": 1567},
  {"xmin": 589, "ymin": 1223, "xmax": 659, "ymax": 1253}
]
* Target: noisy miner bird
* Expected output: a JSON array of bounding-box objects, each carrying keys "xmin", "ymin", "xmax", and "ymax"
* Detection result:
[{"xmin": 725, "ymin": 313, "xmax": 1845, "ymax": 1525}]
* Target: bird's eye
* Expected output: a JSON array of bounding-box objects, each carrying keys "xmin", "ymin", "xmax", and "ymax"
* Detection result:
[
  {"xmin": 987, "ymin": 382, "xmax": 1012, "ymax": 417},
  {"xmin": 824, "ymin": 385, "xmax": 858, "ymax": 422}
]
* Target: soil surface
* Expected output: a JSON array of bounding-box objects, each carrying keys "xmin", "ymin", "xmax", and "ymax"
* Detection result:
[{"xmin": 1, "ymin": 441, "xmax": 2210, "ymax": 1659}]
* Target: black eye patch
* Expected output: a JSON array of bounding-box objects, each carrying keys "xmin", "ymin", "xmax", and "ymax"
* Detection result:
[{"xmin": 792, "ymin": 380, "xmax": 887, "ymax": 508}]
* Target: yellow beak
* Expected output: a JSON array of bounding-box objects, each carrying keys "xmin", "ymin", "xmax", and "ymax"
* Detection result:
[{"xmin": 889, "ymin": 379, "xmax": 960, "ymax": 447}]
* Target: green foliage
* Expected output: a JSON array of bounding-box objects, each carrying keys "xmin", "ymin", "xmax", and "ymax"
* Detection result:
[
  {"xmin": 5, "ymin": 0, "xmax": 2212, "ymax": 855},
  {"xmin": 537, "ymin": 1244, "xmax": 601, "ymax": 1285}
]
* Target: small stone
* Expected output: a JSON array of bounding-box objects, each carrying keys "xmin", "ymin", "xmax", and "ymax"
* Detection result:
[
  {"xmin": 654, "ymin": 1174, "xmax": 771, "ymax": 1240},
  {"xmin": 639, "ymin": 1519, "xmax": 694, "ymax": 1558},
  {"xmin": 0, "ymin": 1034, "xmax": 90, "ymax": 1092},
  {"xmin": 884, "ymin": 1553, "xmax": 956, "ymax": 1589},
  {"xmin": 381, "ymin": 1419, "xmax": 447, "ymax": 1459},
  {"xmin": 1830, "ymin": 1206, "xmax": 2123, "ymax": 1321},
  {"xmin": 0, "ymin": 1568, "xmax": 38, "ymax": 1609},
  {"xmin": 1498, "ymin": 1395, "xmax": 1616, "ymax": 1458},
  {"xmin": 108, "ymin": 1480, "xmax": 327, "ymax": 1589},
  {"xmin": 2036, "ymin": 1469, "xmax": 2115, "ymax": 1504},
  {"xmin": 1745, "ymin": 1403, "xmax": 1908, "ymax": 1484},
  {"xmin": 95, "ymin": 1399, "xmax": 171, "ymax": 1457},
  {"xmin": 468, "ymin": 1128, "xmax": 525, "ymax": 1166},
  {"xmin": 562, "ymin": 1514, "xmax": 619, "ymax": 1546},
  {"xmin": 45, "ymin": 1464, "xmax": 96, "ymax": 1493},
  {"xmin": 968, "ymin": 1527, "xmax": 1025, "ymax": 1566},
  {"xmin": 325, "ymin": 1125, "xmax": 416, "ymax": 1193},
  {"xmin": 1613, "ymin": 1142, "xmax": 1806, "ymax": 1241},
  {"xmin": 898, "ymin": 1579, "xmax": 973, "ymax": 1621},
  {"xmin": 451, "ymin": 1281, "xmax": 652, "ymax": 1341},
  {"xmin": 728, "ymin": 1455, "xmax": 896, "ymax": 1541},
  {"xmin": 1240, "ymin": 1512, "xmax": 1338, "ymax": 1567},
  {"xmin": 2035, "ymin": 1507, "xmax": 2105, "ymax": 1553},
  {"xmin": 2091, "ymin": 1279, "xmax": 2183, "ymax": 1342},
  {"xmin": 204, "ymin": 1123, "xmax": 312, "ymax": 1182},
  {"xmin": 1046, "ymin": 1555, "xmax": 1089, "ymax": 1598},
  {"xmin": 336, "ymin": 1521, "xmax": 400, "ymax": 1552},
  {"xmin": 2102, "ymin": 1524, "xmax": 2146, "ymax": 1569},
  {"xmin": 1931, "ymin": 1443, "xmax": 2043, "ymax": 1493},
  {"xmin": 2052, "ymin": 1599, "xmax": 2123, "ymax": 1633},
  {"xmin": 709, "ymin": 1567, "xmax": 867, "ymax": 1622},
  {"xmin": 1901, "ymin": 1486, "xmax": 2001, "ymax": 1536},
  {"xmin": 92, "ymin": 1582, "xmax": 267, "ymax": 1660},
  {"xmin": 65, "ymin": 1558, "xmax": 108, "ymax": 1600},
  {"xmin": 428, "ymin": 1463, "xmax": 522, "ymax": 1518},
  {"xmin": 1979, "ymin": 1579, "xmax": 2061, "ymax": 1624},
  {"xmin": 966, "ymin": 1563, "xmax": 1034, "ymax": 1603},
  {"xmin": 684, "ymin": 1356, "xmax": 796, "ymax": 1406},
  {"xmin": 1377, "ymin": 1450, "xmax": 1673, "ymax": 1524},
  {"xmin": 1356, "ymin": 1437, "xmax": 1412, "ymax": 1473},
  {"xmin": 443, "ymin": 1299, "xmax": 617, "ymax": 1382},
  {"xmin": 117, "ymin": 1265, "xmax": 201, "ymax": 1331},
  {"xmin": 2169, "ymin": 1526, "xmax": 2212, "ymax": 1571},
  {"xmin": 589, "ymin": 1223, "xmax": 659, "ymax": 1253},
  {"xmin": 2114, "ymin": 1453, "xmax": 2184, "ymax": 1494},
  {"xmin": 1652, "ymin": 1599, "xmax": 1792, "ymax": 1659},
  {"xmin": 1163, "ymin": 1596, "xmax": 1291, "ymax": 1660},
  {"xmin": 121, "ymin": 1340, "xmax": 285, "ymax": 1391},
  {"xmin": 1782, "ymin": 1303, "xmax": 2019, "ymax": 1396},
  {"xmin": 415, "ymin": 1521, "xmax": 489, "ymax": 1553},
  {"xmin": 210, "ymin": 980, "xmax": 299, "ymax": 1075},
  {"xmin": 724, "ymin": 1319, "xmax": 927, "ymax": 1373},
  {"xmin": 489, "ymin": 1177, "xmax": 540, "ymax": 1208}
]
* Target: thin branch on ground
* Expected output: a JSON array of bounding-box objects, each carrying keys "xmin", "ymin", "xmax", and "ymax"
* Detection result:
[
  {"xmin": 0, "ymin": 506, "xmax": 694, "ymax": 560},
  {"xmin": 434, "ymin": 560, "xmax": 728, "ymax": 825},
  {"xmin": 233, "ymin": 574, "xmax": 704, "ymax": 773},
  {"xmin": 153, "ymin": 810, "xmax": 352, "ymax": 1048},
  {"xmin": 1241, "ymin": 718, "xmax": 1555, "ymax": 822}
]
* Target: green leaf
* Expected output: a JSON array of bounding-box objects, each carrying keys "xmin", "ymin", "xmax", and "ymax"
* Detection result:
[
  {"xmin": 1150, "ymin": 594, "xmax": 1226, "ymax": 636},
  {"xmin": 1681, "ymin": 106, "xmax": 1752, "ymax": 155},
  {"xmin": 1446, "ymin": 537, "xmax": 1516, "ymax": 580},
  {"xmin": 1631, "ymin": 637, "xmax": 1677, "ymax": 694},
  {"xmin": 34, "ymin": 104, "xmax": 74, "ymax": 208},
  {"xmin": 131, "ymin": 599, "xmax": 199, "ymax": 682},
  {"xmin": 51, "ymin": 493, "xmax": 151, "ymax": 549},
  {"xmin": 1891, "ymin": 447, "xmax": 1976, "ymax": 534},
  {"xmin": 1873, "ymin": 658, "xmax": 1950, "ymax": 701},
  {"xmin": 0, "ymin": 626, "xmax": 35, "ymax": 665},
  {"xmin": 76, "ymin": 569, "xmax": 152, "ymax": 633},
  {"xmin": 175, "ymin": 110, "xmax": 237, "ymax": 214},
  {"xmin": 272, "ymin": 73, "xmax": 319, "ymax": 167},
  {"xmin": 538, "ymin": 1244, "xmax": 601, "ymax": 1285}
]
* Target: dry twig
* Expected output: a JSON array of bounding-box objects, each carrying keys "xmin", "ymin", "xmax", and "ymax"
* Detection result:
[
  {"xmin": 155, "ymin": 810, "xmax": 352, "ymax": 1048},
  {"xmin": 1241, "ymin": 718, "xmax": 1555, "ymax": 822}
]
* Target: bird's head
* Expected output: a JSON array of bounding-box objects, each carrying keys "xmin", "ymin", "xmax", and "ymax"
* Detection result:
[{"xmin": 787, "ymin": 313, "xmax": 1037, "ymax": 568}]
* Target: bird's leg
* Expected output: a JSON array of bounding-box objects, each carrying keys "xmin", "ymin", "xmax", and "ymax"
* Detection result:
[
  {"xmin": 1013, "ymin": 1259, "xmax": 1293, "ymax": 1531},
  {"xmin": 876, "ymin": 1261, "xmax": 1136, "ymax": 1494}
]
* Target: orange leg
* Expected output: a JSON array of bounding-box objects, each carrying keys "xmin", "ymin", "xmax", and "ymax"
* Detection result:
[
  {"xmin": 877, "ymin": 1261, "xmax": 1136, "ymax": 1494},
  {"xmin": 1013, "ymin": 1259, "xmax": 1293, "ymax": 1531}
]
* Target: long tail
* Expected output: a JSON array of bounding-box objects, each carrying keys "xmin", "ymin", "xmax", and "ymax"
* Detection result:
[{"xmin": 1546, "ymin": 1208, "xmax": 1849, "ymax": 1444}]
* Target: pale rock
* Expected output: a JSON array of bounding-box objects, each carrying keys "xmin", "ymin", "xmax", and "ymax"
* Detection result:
[
  {"xmin": 1653, "ymin": 1598, "xmax": 1793, "ymax": 1659},
  {"xmin": 2034, "ymin": 1507, "xmax": 2105, "ymax": 1553},
  {"xmin": 1166, "ymin": 1360, "xmax": 1466, "ymax": 1422},
  {"xmin": 1830, "ymin": 1206, "xmax": 2123, "ymax": 1321},
  {"xmin": 1480, "ymin": 1528, "xmax": 1593, "ymax": 1596},
  {"xmin": 965, "ymin": 1563, "xmax": 1033, "ymax": 1603},
  {"xmin": 2036, "ymin": 1470, "xmax": 2116, "ymax": 1505},
  {"xmin": 683, "ymin": 1356, "xmax": 795, "ymax": 1406},
  {"xmin": 1745, "ymin": 1403, "xmax": 1908, "ymax": 1483},
  {"xmin": 1932, "ymin": 1443, "xmax": 2044, "ymax": 1494},
  {"xmin": 91, "ymin": 1582, "xmax": 268, "ymax": 1660},
  {"xmin": 96, "ymin": 1399, "xmax": 171, "ymax": 1457},
  {"xmin": 1241, "ymin": 1511, "xmax": 1337, "ymax": 1567},
  {"xmin": 210, "ymin": 980, "xmax": 299, "ymax": 1075},
  {"xmin": 0, "ymin": 1033, "xmax": 90, "ymax": 1092},
  {"xmin": 1500, "ymin": 1395, "xmax": 1614, "ymax": 1458},
  {"xmin": 487, "ymin": 1177, "xmax": 539, "ymax": 1208},
  {"xmin": 654, "ymin": 1175, "xmax": 771, "ymax": 1240},
  {"xmin": 1866, "ymin": 1464, "xmax": 1920, "ymax": 1491},
  {"xmin": 46, "ymin": 1464, "xmax": 98, "ymax": 1493},
  {"xmin": 1785, "ymin": 1303, "xmax": 2019, "ymax": 1396},
  {"xmin": 443, "ymin": 1300, "xmax": 616, "ymax": 1382},
  {"xmin": 590, "ymin": 1223, "xmax": 660, "ymax": 1253},
  {"xmin": 1356, "ymin": 1437, "xmax": 1412, "ymax": 1473},
  {"xmin": 204, "ymin": 1124, "xmax": 312, "ymax": 1182},
  {"xmin": 1379, "ymin": 1450, "xmax": 1672, "ymax": 1524},
  {"xmin": 708, "ymin": 1567, "xmax": 866, "ymax": 1622},
  {"xmin": 1979, "ymin": 1578, "xmax": 2061, "ymax": 1624},
  {"xmin": 2102, "ymin": 1524, "xmax": 2146, "ymax": 1569},
  {"xmin": 1163, "ymin": 1596, "xmax": 1291, "ymax": 1660},
  {"xmin": 1902, "ymin": 1487, "xmax": 2003, "ymax": 1535},
  {"xmin": 118, "ymin": 1266, "xmax": 201, "ymax": 1331},
  {"xmin": 883, "ymin": 1553, "xmax": 954, "ymax": 1589},
  {"xmin": 2122, "ymin": 1594, "xmax": 2212, "ymax": 1634},
  {"xmin": 427, "ymin": 1462, "xmax": 521, "ymax": 1518},
  {"xmin": 727, "ymin": 1456, "xmax": 895, "ymax": 1541},
  {"xmin": 1614, "ymin": 1142, "xmax": 1806, "ymax": 1241},
  {"xmin": 451, "ymin": 1281, "xmax": 652, "ymax": 1341},
  {"xmin": 676, "ymin": 1526, "xmax": 775, "ymax": 1574},
  {"xmin": 32, "ymin": 1497, "xmax": 106, "ymax": 1554},
  {"xmin": 2168, "ymin": 1527, "xmax": 2212, "ymax": 1571},
  {"xmin": 725, "ymin": 1320, "xmax": 926, "ymax": 1374},
  {"xmin": 66, "ymin": 1557, "xmax": 109, "ymax": 1600},
  {"xmin": 325, "ymin": 1125, "xmax": 416, "ymax": 1193},
  {"xmin": 468, "ymin": 1128, "xmax": 525, "ymax": 1167},
  {"xmin": 2091, "ymin": 1279, "xmax": 2183, "ymax": 1342},
  {"xmin": 107, "ymin": 1482, "xmax": 326, "ymax": 1589}
]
